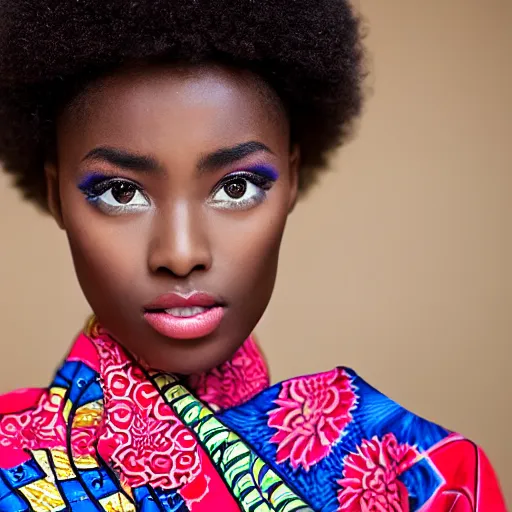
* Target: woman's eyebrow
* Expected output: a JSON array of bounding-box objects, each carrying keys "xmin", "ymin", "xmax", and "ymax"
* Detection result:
[
  {"xmin": 198, "ymin": 141, "xmax": 274, "ymax": 174},
  {"xmin": 81, "ymin": 146, "xmax": 162, "ymax": 173},
  {"xmin": 81, "ymin": 142, "xmax": 273, "ymax": 174}
]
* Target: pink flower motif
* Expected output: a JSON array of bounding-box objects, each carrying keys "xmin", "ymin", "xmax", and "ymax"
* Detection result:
[
  {"xmin": 133, "ymin": 380, "xmax": 160, "ymax": 410},
  {"xmin": 0, "ymin": 345, "xmax": 101, "ymax": 463},
  {"xmin": 106, "ymin": 370, "xmax": 135, "ymax": 398},
  {"xmin": 337, "ymin": 433, "xmax": 417, "ymax": 512},
  {"xmin": 95, "ymin": 337, "xmax": 203, "ymax": 493},
  {"xmin": 0, "ymin": 388, "xmax": 67, "ymax": 452},
  {"xmin": 268, "ymin": 368, "xmax": 356, "ymax": 471},
  {"xmin": 187, "ymin": 337, "xmax": 269, "ymax": 410},
  {"xmin": 71, "ymin": 426, "xmax": 97, "ymax": 458}
]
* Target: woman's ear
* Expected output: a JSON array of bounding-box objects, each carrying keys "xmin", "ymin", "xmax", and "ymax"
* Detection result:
[
  {"xmin": 288, "ymin": 144, "xmax": 301, "ymax": 213},
  {"xmin": 44, "ymin": 163, "xmax": 65, "ymax": 229}
]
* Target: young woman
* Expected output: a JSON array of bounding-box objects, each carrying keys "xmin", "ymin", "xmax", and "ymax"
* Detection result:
[{"xmin": 0, "ymin": 0, "xmax": 506, "ymax": 510}]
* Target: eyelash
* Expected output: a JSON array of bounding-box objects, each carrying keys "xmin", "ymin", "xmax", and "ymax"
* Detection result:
[
  {"xmin": 78, "ymin": 175, "xmax": 149, "ymax": 215},
  {"xmin": 213, "ymin": 171, "xmax": 275, "ymax": 192},
  {"xmin": 79, "ymin": 176, "xmax": 139, "ymax": 197},
  {"xmin": 78, "ymin": 168, "xmax": 278, "ymax": 213},
  {"xmin": 208, "ymin": 170, "xmax": 276, "ymax": 210}
]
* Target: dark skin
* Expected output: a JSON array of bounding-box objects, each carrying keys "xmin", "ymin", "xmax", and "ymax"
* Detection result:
[{"xmin": 45, "ymin": 63, "xmax": 299, "ymax": 374}]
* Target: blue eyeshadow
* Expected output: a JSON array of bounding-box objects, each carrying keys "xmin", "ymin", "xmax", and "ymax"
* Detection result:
[
  {"xmin": 78, "ymin": 172, "xmax": 110, "ymax": 192},
  {"xmin": 247, "ymin": 164, "xmax": 279, "ymax": 181}
]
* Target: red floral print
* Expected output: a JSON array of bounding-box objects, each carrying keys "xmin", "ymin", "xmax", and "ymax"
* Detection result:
[
  {"xmin": 0, "ymin": 388, "xmax": 66, "ymax": 451},
  {"xmin": 71, "ymin": 426, "xmax": 97, "ymax": 457},
  {"xmin": 0, "ymin": 383, "xmax": 101, "ymax": 461},
  {"xmin": 337, "ymin": 433, "xmax": 417, "ymax": 511},
  {"xmin": 268, "ymin": 368, "xmax": 356, "ymax": 470},
  {"xmin": 0, "ymin": 318, "xmax": 507, "ymax": 511},
  {"xmin": 187, "ymin": 337, "xmax": 269, "ymax": 410},
  {"xmin": 95, "ymin": 337, "xmax": 203, "ymax": 492}
]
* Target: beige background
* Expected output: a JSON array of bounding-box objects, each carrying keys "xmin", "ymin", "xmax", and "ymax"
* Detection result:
[{"xmin": 0, "ymin": 0, "xmax": 510, "ymax": 505}]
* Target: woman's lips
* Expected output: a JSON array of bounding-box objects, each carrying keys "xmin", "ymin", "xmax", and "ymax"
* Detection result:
[
  {"xmin": 143, "ymin": 292, "xmax": 225, "ymax": 340},
  {"xmin": 144, "ymin": 307, "xmax": 224, "ymax": 340}
]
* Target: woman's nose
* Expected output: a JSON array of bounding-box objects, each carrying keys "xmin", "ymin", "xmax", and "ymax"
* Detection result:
[{"xmin": 147, "ymin": 201, "xmax": 212, "ymax": 278}]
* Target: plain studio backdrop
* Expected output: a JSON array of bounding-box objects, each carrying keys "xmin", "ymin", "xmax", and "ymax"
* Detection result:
[{"xmin": 0, "ymin": 0, "xmax": 511, "ymax": 505}]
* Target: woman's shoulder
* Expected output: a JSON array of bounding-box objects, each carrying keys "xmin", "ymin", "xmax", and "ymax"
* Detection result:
[
  {"xmin": 218, "ymin": 366, "xmax": 507, "ymax": 511},
  {"xmin": 218, "ymin": 365, "xmax": 452, "ymax": 450},
  {"xmin": 0, "ymin": 387, "xmax": 49, "ymax": 469}
]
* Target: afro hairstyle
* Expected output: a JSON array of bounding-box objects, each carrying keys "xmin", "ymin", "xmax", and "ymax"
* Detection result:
[{"xmin": 0, "ymin": 0, "xmax": 365, "ymax": 211}]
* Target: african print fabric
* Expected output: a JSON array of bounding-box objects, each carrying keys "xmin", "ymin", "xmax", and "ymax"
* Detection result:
[{"xmin": 0, "ymin": 318, "xmax": 506, "ymax": 511}]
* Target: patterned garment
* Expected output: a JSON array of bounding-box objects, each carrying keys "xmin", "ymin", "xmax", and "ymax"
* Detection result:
[{"xmin": 0, "ymin": 318, "xmax": 506, "ymax": 511}]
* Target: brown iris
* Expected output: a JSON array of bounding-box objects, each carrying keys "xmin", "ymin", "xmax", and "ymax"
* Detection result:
[
  {"xmin": 224, "ymin": 178, "xmax": 246, "ymax": 199},
  {"xmin": 112, "ymin": 182, "xmax": 136, "ymax": 204}
]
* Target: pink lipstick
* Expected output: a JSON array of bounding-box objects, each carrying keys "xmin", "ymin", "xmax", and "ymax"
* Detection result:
[{"xmin": 143, "ymin": 292, "xmax": 224, "ymax": 340}]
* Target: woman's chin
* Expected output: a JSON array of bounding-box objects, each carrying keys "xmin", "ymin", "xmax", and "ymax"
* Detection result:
[{"xmin": 137, "ymin": 335, "xmax": 243, "ymax": 376}]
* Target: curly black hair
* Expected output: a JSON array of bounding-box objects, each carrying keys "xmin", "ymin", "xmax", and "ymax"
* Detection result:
[{"xmin": 0, "ymin": 0, "xmax": 365, "ymax": 211}]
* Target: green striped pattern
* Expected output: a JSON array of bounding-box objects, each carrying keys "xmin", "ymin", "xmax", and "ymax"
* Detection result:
[{"xmin": 152, "ymin": 373, "xmax": 311, "ymax": 512}]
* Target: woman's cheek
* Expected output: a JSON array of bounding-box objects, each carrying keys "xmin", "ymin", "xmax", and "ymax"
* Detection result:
[
  {"xmin": 66, "ymin": 221, "xmax": 144, "ymax": 303},
  {"xmin": 218, "ymin": 219, "xmax": 284, "ymax": 303}
]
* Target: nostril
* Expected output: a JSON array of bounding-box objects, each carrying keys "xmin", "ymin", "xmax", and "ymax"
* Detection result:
[{"xmin": 155, "ymin": 263, "xmax": 207, "ymax": 277}]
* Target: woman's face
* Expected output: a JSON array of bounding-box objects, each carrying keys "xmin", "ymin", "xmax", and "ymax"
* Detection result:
[{"xmin": 47, "ymin": 63, "xmax": 298, "ymax": 374}]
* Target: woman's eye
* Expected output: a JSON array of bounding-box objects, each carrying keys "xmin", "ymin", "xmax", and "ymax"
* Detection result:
[
  {"xmin": 209, "ymin": 172, "xmax": 275, "ymax": 211},
  {"xmin": 110, "ymin": 182, "xmax": 138, "ymax": 204},
  {"xmin": 223, "ymin": 178, "xmax": 247, "ymax": 199},
  {"xmin": 80, "ymin": 178, "xmax": 150, "ymax": 215}
]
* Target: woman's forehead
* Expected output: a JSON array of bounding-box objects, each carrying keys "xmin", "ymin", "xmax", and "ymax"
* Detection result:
[{"xmin": 57, "ymin": 62, "xmax": 289, "ymax": 160}]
